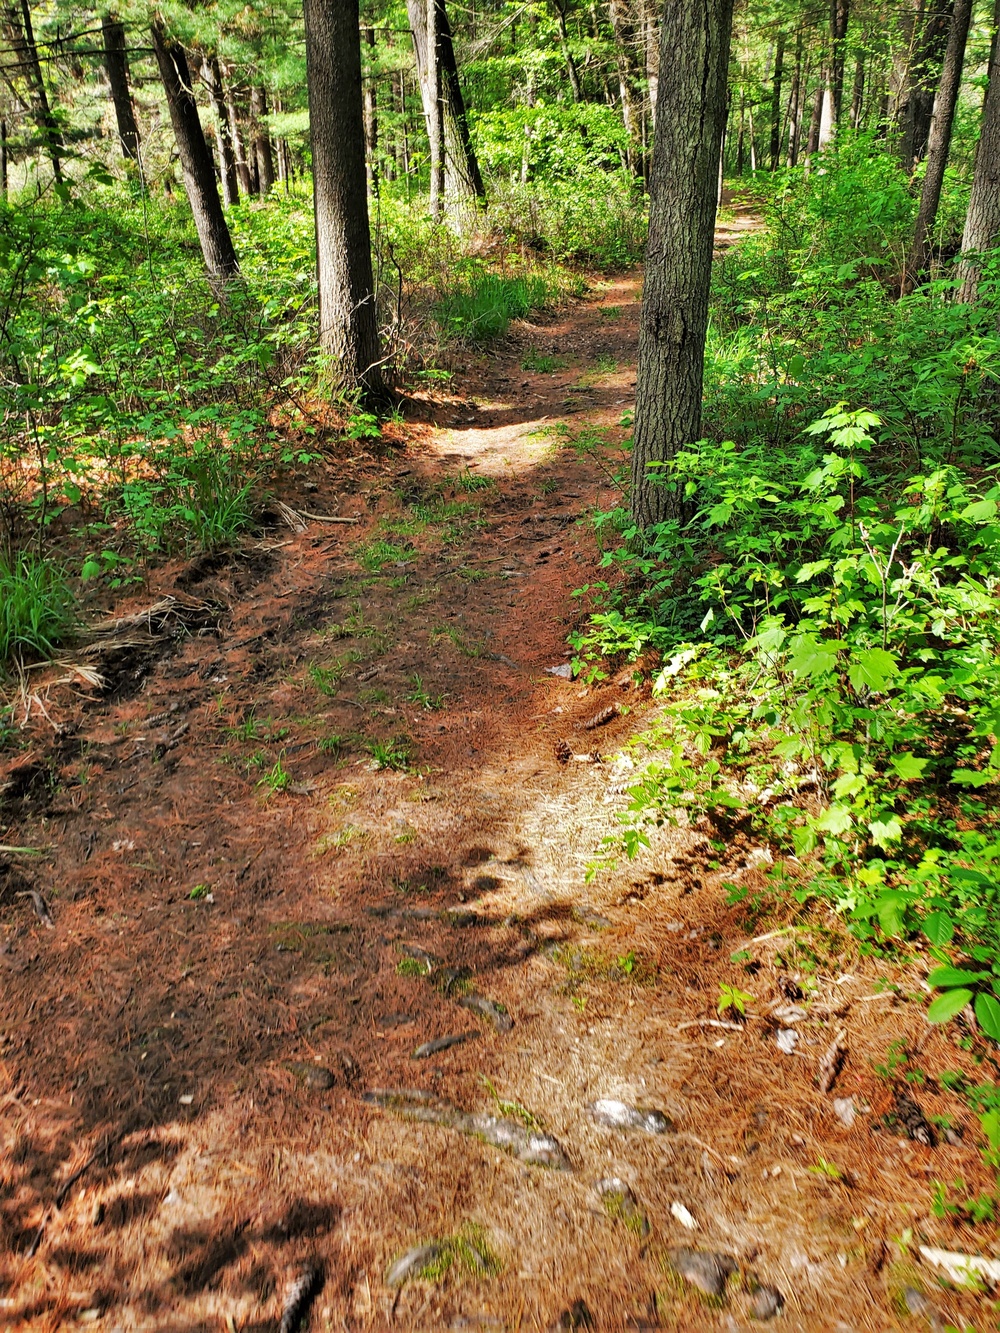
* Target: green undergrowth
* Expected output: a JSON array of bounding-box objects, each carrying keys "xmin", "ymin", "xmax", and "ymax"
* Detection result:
[
  {"xmin": 435, "ymin": 270, "xmax": 548, "ymax": 342},
  {"xmin": 0, "ymin": 552, "xmax": 75, "ymax": 670},
  {"xmin": 573, "ymin": 146, "xmax": 1000, "ymax": 1050}
]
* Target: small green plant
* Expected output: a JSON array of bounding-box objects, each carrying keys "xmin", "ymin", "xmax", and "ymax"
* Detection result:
[
  {"xmin": 448, "ymin": 469, "xmax": 496, "ymax": 493},
  {"xmin": 522, "ymin": 348, "xmax": 564, "ymax": 373},
  {"xmin": 257, "ymin": 757, "xmax": 291, "ymax": 793},
  {"xmin": 598, "ymin": 305, "xmax": 621, "ymax": 319},
  {"xmin": 405, "ymin": 674, "xmax": 444, "ymax": 710},
  {"xmin": 396, "ymin": 956, "xmax": 426, "ymax": 977},
  {"xmin": 481, "ymin": 1076, "xmax": 539, "ymax": 1128},
  {"xmin": 367, "ymin": 736, "xmax": 412, "ymax": 771},
  {"xmin": 226, "ymin": 714, "xmax": 262, "ymax": 742},
  {"xmin": 309, "ymin": 662, "xmax": 343, "ymax": 696},
  {"xmin": 317, "ymin": 734, "xmax": 344, "ymax": 755},
  {"xmin": 596, "ymin": 353, "xmax": 618, "ymax": 373},
  {"xmin": 717, "ymin": 984, "xmax": 754, "ymax": 1018},
  {"xmin": 0, "ymin": 553, "xmax": 75, "ymax": 669},
  {"xmin": 355, "ymin": 539, "xmax": 411, "ymax": 572},
  {"xmin": 435, "ymin": 272, "xmax": 547, "ymax": 342},
  {"xmin": 808, "ymin": 1157, "xmax": 845, "ymax": 1182},
  {"xmin": 188, "ymin": 883, "xmax": 211, "ymax": 900}
]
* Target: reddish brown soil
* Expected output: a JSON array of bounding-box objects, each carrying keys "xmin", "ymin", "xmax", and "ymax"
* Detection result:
[{"xmin": 2, "ymin": 238, "xmax": 999, "ymax": 1331}]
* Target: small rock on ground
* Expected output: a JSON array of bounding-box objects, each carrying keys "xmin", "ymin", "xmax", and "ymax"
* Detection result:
[
  {"xmin": 587, "ymin": 1098, "xmax": 673, "ymax": 1134},
  {"xmin": 412, "ymin": 1031, "xmax": 478, "ymax": 1059},
  {"xmin": 669, "ymin": 1248, "xmax": 738, "ymax": 1299},
  {"xmin": 748, "ymin": 1284, "xmax": 784, "ymax": 1320},
  {"xmin": 284, "ymin": 1062, "xmax": 335, "ymax": 1090},
  {"xmin": 458, "ymin": 992, "xmax": 514, "ymax": 1032},
  {"xmin": 595, "ymin": 1177, "xmax": 650, "ymax": 1237}
]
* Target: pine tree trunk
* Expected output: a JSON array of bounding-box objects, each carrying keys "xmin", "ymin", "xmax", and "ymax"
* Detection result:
[
  {"xmin": 407, "ymin": 0, "xmax": 486, "ymax": 215},
  {"xmin": 904, "ymin": 0, "xmax": 973, "ymax": 291},
  {"xmin": 829, "ymin": 0, "xmax": 850, "ymax": 125},
  {"xmin": 101, "ymin": 15, "xmax": 139, "ymax": 162},
  {"xmin": 303, "ymin": 0, "xmax": 385, "ymax": 400},
  {"xmin": 631, "ymin": 0, "xmax": 734, "ymax": 528},
  {"xmin": 642, "ymin": 0, "xmax": 659, "ymax": 124},
  {"xmin": 786, "ymin": 33, "xmax": 803, "ymax": 165},
  {"xmin": 770, "ymin": 31, "xmax": 785, "ymax": 168},
  {"xmin": 956, "ymin": 0, "xmax": 1000, "ymax": 301},
  {"xmin": 226, "ymin": 88, "xmax": 254, "ymax": 196},
  {"xmin": 251, "ymin": 85, "xmax": 275, "ymax": 194},
  {"xmin": 850, "ymin": 53, "xmax": 865, "ymax": 127},
  {"xmin": 899, "ymin": 0, "xmax": 954, "ymax": 171},
  {"xmin": 1, "ymin": 119, "xmax": 7, "ymax": 198},
  {"xmin": 427, "ymin": 0, "xmax": 443, "ymax": 219},
  {"xmin": 150, "ymin": 24, "xmax": 241, "ymax": 282},
  {"xmin": 4, "ymin": 2, "xmax": 63, "ymax": 181},
  {"xmin": 202, "ymin": 56, "xmax": 239, "ymax": 207},
  {"xmin": 806, "ymin": 79, "xmax": 824, "ymax": 155},
  {"xmin": 363, "ymin": 26, "xmax": 379, "ymax": 194}
]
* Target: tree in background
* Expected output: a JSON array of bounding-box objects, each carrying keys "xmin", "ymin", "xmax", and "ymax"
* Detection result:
[
  {"xmin": 631, "ymin": 0, "xmax": 735, "ymax": 527},
  {"xmin": 957, "ymin": 0, "xmax": 1000, "ymax": 301},
  {"xmin": 303, "ymin": 0, "xmax": 384, "ymax": 400}
]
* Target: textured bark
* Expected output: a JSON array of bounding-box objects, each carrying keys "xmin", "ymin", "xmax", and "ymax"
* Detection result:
[
  {"xmin": 1, "ymin": 118, "xmax": 7, "ymax": 198},
  {"xmin": 829, "ymin": 0, "xmax": 850, "ymax": 125},
  {"xmin": 101, "ymin": 14, "xmax": 139, "ymax": 161},
  {"xmin": 226, "ymin": 88, "xmax": 254, "ymax": 196},
  {"xmin": 427, "ymin": 0, "xmax": 443, "ymax": 218},
  {"xmin": 786, "ymin": 33, "xmax": 803, "ymax": 165},
  {"xmin": 770, "ymin": 30, "xmax": 785, "ymax": 169},
  {"xmin": 151, "ymin": 24, "xmax": 240, "ymax": 282},
  {"xmin": 251, "ymin": 85, "xmax": 275, "ymax": 194},
  {"xmin": 956, "ymin": 0, "xmax": 1000, "ymax": 301},
  {"xmin": 642, "ymin": 0, "xmax": 659, "ymax": 123},
  {"xmin": 202, "ymin": 56, "xmax": 239, "ymax": 207},
  {"xmin": 303, "ymin": 0, "xmax": 384, "ymax": 399},
  {"xmin": 363, "ymin": 26, "xmax": 379, "ymax": 194},
  {"xmin": 407, "ymin": 0, "xmax": 486, "ymax": 212},
  {"xmin": 850, "ymin": 53, "xmax": 864, "ymax": 127},
  {"xmin": 898, "ymin": 0, "xmax": 954, "ymax": 171},
  {"xmin": 631, "ymin": 0, "xmax": 734, "ymax": 527},
  {"xmin": 904, "ymin": 0, "xmax": 972, "ymax": 291},
  {"xmin": 806, "ymin": 78, "xmax": 824, "ymax": 155},
  {"xmin": 609, "ymin": 0, "xmax": 644, "ymax": 177},
  {"xmin": 3, "ymin": 2, "xmax": 62, "ymax": 180}
]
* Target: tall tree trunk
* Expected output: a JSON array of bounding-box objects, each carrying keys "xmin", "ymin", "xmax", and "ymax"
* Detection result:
[
  {"xmin": 1, "ymin": 118, "xmax": 7, "ymax": 198},
  {"xmin": 786, "ymin": 33, "xmax": 803, "ymax": 165},
  {"xmin": 226, "ymin": 87, "xmax": 254, "ymax": 196},
  {"xmin": 202, "ymin": 56, "xmax": 239, "ymax": 207},
  {"xmin": 3, "ymin": 2, "xmax": 62, "ymax": 180},
  {"xmin": 904, "ymin": 0, "xmax": 973, "ymax": 291},
  {"xmin": 829, "ymin": 0, "xmax": 850, "ymax": 125},
  {"xmin": 363, "ymin": 26, "xmax": 379, "ymax": 194},
  {"xmin": 850, "ymin": 52, "xmax": 865, "ymax": 127},
  {"xmin": 407, "ymin": 0, "xmax": 486, "ymax": 214},
  {"xmin": 101, "ymin": 14, "xmax": 139, "ymax": 162},
  {"xmin": 806, "ymin": 78, "xmax": 825, "ymax": 155},
  {"xmin": 150, "ymin": 23, "xmax": 240, "ymax": 282},
  {"xmin": 642, "ymin": 0, "xmax": 659, "ymax": 124},
  {"xmin": 552, "ymin": 0, "xmax": 582, "ymax": 102},
  {"xmin": 631, "ymin": 0, "xmax": 734, "ymax": 527},
  {"xmin": 251, "ymin": 85, "xmax": 275, "ymax": 194},
  {"xmin": 609, "ymin": 0, "xmax": 644, "ymax": 178},
  {"xmin": 427, "ymin": 0, "xmax": 443, "ymax": 219},
  {"xmin": 956, "ymin": 0, "xmax": 1000, "ymax": 301},
  {"xmin": 899, "ymin": 0, "xmax": 954, "ymax": 171},
  {"xmin": 302, "ymin": 0, "xmax": 384, "ymax": 400},
  {"xmin": 770, "ymin": 30, "xmax": 786, "ymax": 168}
]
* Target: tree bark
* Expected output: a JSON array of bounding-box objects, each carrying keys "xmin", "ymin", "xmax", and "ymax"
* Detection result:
[
  {"xmin": 1, "ymin": 118, "xmax": 7, "ymax": 198},
  {"xmin": 202, "ymin": 56, "xmax": 239, "ymax": 207},
  {"xmin": 850, "ymin": 52, "xmax": 864, "ymax": 127},
  {"xmin": 302, "ymin": 0, "xmax": 385, "ymax": 400},
  {"xmin": 251, "ymin": 85, "xmax": 275, "ymax": 194},
  {"xmin": 829, "ymin": 0, "xmax": 850, "ymax": 125},
  {"xmin": 226, "ymin": 87, "xmax": 254, "ymax": 196},
  {"xmin": 609, "ymin": 0, "xmax": 644, "ymax": 178},
  {"xmin": 150, "ymin": 24, "xmax": 240, "ymax": 282},
  {"xmin": 551, "ymin": 0, "xmax": 582, "ymax": 102},
  {"xmin": 3, "ymin": 2, "xmax": 63, "ymax": 181},
  {"xmin": 806, "ymin": 78, "xmax": 825, "ymax": 155},
  {"xmin": 631, "ymin": 0, "xmax": 734, "ymax": 528},
  {"xmin": 898, "ymin": 0, "xmax": 954, "ymax": 171},
  {"xmin": 427, "ymin": 0, "xmax": 443, "ymax": 218},
  {"xmin": 407, "ymin": 0, "xmax": 486, "ymax": 214},
  {"xmin": 363, "ymin": 26, "xmax": 379, "ymax": 194},
  {"xmin": 956, "ymin": 0, "xmax": 1000, "ymax": 300},
  {"xmin": 642, "ymin": 0, "xmax": 659, "ymax": 124},
  {"xmin": 904, "ymin": 0, "xmax": 973, "ymax": 291},
  {"xmin": 786, "ymin": 32, "xmax": 803, "ymax": 165},
  {"xmin": 101, "ymin": 14, "xmax": 139, "ymax": 162},
  {"xmin": 770, "ymin": 30, "xmax": 785, "ymax": 168}
]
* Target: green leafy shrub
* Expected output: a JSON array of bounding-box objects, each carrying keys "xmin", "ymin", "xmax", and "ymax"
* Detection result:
[
  {"xmin": 0, "ymin": 553, "xmax": 75, "ymax": 668},
  {"xmin": 435, "ymin": 271, "xmax": 547, "ymax": 342}
]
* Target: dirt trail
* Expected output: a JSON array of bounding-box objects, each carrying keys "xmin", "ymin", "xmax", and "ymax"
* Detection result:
[{"xmin": 1, "ymin": 206, "xmax": 994, "ymax": 1332}]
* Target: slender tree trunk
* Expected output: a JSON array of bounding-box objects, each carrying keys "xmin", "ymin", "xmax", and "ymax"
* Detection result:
[
  {"xmin": 770, "ymin": 30, "xmax": 786, "ymax": 168},
  {"xmin": 609, "ymin": 0, "xmax": 644, "ymax": 178},
  {"xmin": 302, "ymin": 0, "xmax": 384, "ymax": 400},
  {"xmin": 202, "ymin": 56, "xmax": 239, "ymax": 207},
  {"xmin": 829, "ymin": 0, "xmax": 850, "ymax": 125},
  {"xmin": 226, "ymin": 87, "xmax": 254, "ymax": 196},
  {"xmin": 642, "ymin": 0, "xmax": 659, "ymax": 124},
  {"xmin": 150, "ymin": 23, "xmax": 240, "ymax": 282},
  {"xmin": 786, "ymin": 32, "xmax": 803, "ymax": 165},
  {"xmin": 552, "ymin": 0, "xmax": 582, "ymax": 101},
  {"xmin": 904, "ymin": 0, "xmax": 973, "ymax": 291},
  {"xmin": 101, "ymin": 14, "xmax": 139, "ymax": 162},
  {"xmin": 427, "ymin": 0, "xmax": 443, "ymax": 218},
  {"xmin": 3, "ymin": 2, "xmax": 62, "ymax": 180},
  {"xmin": 363, "ymin": 26, "xmax": 379, "ymax": 194},
  {"xmin": 899, "ymin": 0, "xmax": 954, "ymax": 171},
  {"xmin": 956, "ymin": 0, "xmax": 1000, "ymax": 301},
  {"xmin": 631, "ymin": 0, "xmax": 734, "ymax": 527},
  {"xmin": 806, "ymin": 78, "xmax": 825, "ymax": 155},
  {"xmin": 747, "ymin": 99, "xmax": 757, "ymax": 171},
  {"xmin": 1, "ymin": 118, "xmax": 7, "ymax": 198},
  {"xmin": 407, "ymin": 0, "xmax": 485, "ymax": 214},
  {"xmin": 850, "ymin": 53, "xmax": 865, "ymax": 127},
  {"xmin": 251, "ymin": 85, "xmax": 275, "ymax": 194}
]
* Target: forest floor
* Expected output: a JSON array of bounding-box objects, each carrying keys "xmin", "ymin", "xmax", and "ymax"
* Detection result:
[{"xmin": 3, "ymin": 201, "xmax": 1000, "ymax": 1332}]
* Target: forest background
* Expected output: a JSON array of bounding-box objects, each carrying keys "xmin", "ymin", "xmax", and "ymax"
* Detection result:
[{"xmin": 4, "ymin": 0, "xmax": 1000, "ymax": 1081}]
